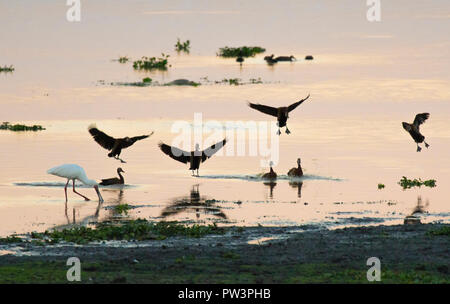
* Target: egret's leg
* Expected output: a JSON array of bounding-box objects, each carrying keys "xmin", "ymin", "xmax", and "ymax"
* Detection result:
[
  {"xmin": 197, "ymin": 169, "xmax": 199, "ymax": 176},
  {"xmin": 64, "ymin": 179, "xmax": 70, "ymax": 202},
  {"xmin": 277, "ymin": 128, "xmax": 281, "ymax": 135},
  {"xmin": 73, "ymin": 180, "xmax": 90, "ymax": 201},
  {"xmin": 191, "ymin": 170, "xmax": 195, "ymax": 176}
]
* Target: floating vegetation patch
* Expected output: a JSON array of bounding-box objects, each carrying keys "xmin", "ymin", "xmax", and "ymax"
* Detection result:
[
  {"xmin": 377, "ymin": 183, "xmax": 385, "ymax": 190},
  {"xmin": 114, "ymin": 204, "xmax": 133, "ymax": 215},
  {"xmin": 0, "ymin": 122, "xmax": 45, "ymax": 132},
  {"xmin": 133, "ymin": 54, "xmax": 170, "ymax": 70},
  {"xmin": 398, "ymin": 176, "xmax": 437, "ymax": 190},
  {"xmin": 117, "ymin": 56, "xmax": 130, "ymax": 63},
  {"xmin": 5, "ymin": 220, "xmax": 225, "ymax": 244},
  {"xmin": 217, "ymin": 46, "xmax": 266, "ymax": 58},
  {"xmin": 0, "ymin": 65, "xmax": 14, "ymax": 73},
  {"xmin": 175, "ymin": 38, "xmax": 191, "ymax": 53}
]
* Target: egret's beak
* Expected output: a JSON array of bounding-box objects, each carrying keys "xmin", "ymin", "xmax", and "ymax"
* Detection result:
[{"xmin": 94, "ymin": 185, "xmax": 104, "ymax": 203}]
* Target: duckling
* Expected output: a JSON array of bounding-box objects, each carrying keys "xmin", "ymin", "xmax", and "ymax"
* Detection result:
[
  {"xmin": 262, "ymin": 162, "xmax": 277, "ymax": 180},
  {"xmin": 287, "ymin": 158, "xmax": 303, "ymax": 177},
  {"xmin": 402, "ymin": 113, "xmax": 430, "ymax": 152},
  {"xmin": 274, "ymin": 55, "xmax": 296, "ymax": 62}
]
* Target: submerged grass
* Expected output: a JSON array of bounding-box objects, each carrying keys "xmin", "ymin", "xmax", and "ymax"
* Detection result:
[
  {"xmin": 133, "ymin": 54, "xmax": 170, "ymax": 70},
  {"xmin": 13, "ymin": 220, "xmax": 224, "ymax": 244},
  {"xmin": 117, "ymin": 56, "xmax": 130, "ymax": 63},
  {"xmin": 0, "ymin": 65, "xmax": 14, "ymax": 72},
  {"xmin": 217, "ymin": 46, "xmax": 265, "ymax": 58},
  {"xmin": 398, "ymin": 176, "xmax": 437, "ymax": 190},
  {"xmin": 114, "ymin": 204, "xmax": 132, "ymax": 215},
  {"xmin": 175, "ymin": 38, "xmax": 190, "ymax": 53},
  {"xmin": 0, "ymin": 122, "xmax": 45, "ymax": 131}
]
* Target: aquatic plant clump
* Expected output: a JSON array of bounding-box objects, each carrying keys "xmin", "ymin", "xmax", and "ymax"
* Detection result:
[
  {"xmin": 0, "ymin": 65, "xmax": 14, "ymax": 72},
  {"xmin": 133, "ymin": 54, "xmax": 170, "ymax": 70},
  {"xmin": 20, "ymin": 220, "xmax": 224, "ymax": 244},
  {"xmin": 377, "ymin": 183, "xmax": 385, "ymax": 190},
  {"xmin": 0, "ymin": 122, "xmax": 45, "ymax": 131},
  {"xmin": 217, "ymin": 46, "xmax": 266, "ymax": 58},
  {"xmin": 398, "ymin": 176, "xmax": 437, "ymax": 190},
  {"xmin": 114, "ymin": 204, "xmax": 132, "ymax": 215},
  {"xmin": 117, "ymin": 56, "xmax": 129, "ymax": 63},
  {"xmin": 175, "ymin": 38, "xmax": 191, "ymax": 52}
]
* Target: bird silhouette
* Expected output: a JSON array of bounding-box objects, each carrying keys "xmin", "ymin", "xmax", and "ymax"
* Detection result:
[
  {"xmin": 158, "ymin": 139, "xmax": 227, "ymax": 176},
  {"xmin": 402, "ymin": 113, "xmax": 430, "ymax": 152},
  {"xmin": 100, "ymin": 168, "xmax": 125, "ymax": 186},
  {"xmin": 88, "ymin": 124, "xmax": 153, "ymax": 163},
  {"xmin": 248, "ymin": 94, "xmax": 310, "ymax": 135}
]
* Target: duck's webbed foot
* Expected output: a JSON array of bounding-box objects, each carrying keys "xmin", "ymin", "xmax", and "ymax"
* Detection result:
[
  {"xmin": 417, "ymin": 145, "xmax": 422, "ymax": 152},
  {"xmin": 285, "ymin": 127, "xmax": 291, "ymax": 134},
  {"xmin": 115, "ymin": 156, "xmax": 126, "ymax": 163},
  {"xmin": 424, "ymin": 142, "xmax": 430, "ymax": 148}
]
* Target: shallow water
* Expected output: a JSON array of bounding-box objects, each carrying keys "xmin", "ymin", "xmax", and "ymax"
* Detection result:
[{"xmin": 0, "ymin": 1, "xmax": 449, "ymax": 236}]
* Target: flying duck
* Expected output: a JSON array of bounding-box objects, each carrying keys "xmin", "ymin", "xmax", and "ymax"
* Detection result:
[
  {"xmin": 158, "ymin": 139, "xmax": 227, "ymax": 176},
  {"xmin": 274, "ymin": 55, "xmax": 296, "ymax": 61},
  {"xmin": 287, "ymin": 158, "xmax": 303, "ymax": 177},
  {"xmin": 88, "ymin": 124, "xmax": 154, "ymax": 163},
  {"xmin": 262, "ymin": 162, "xmax": 277, "ymax": 180},
  {"xmin": 248, "ymin": 94, "xmax": 310, "ymax": 134},
  {"xmin": 99, "ymin": 168, "xmax": 125, "ymax": 186},
  {"xmin": 402, "ymin": 113, "xmax": 430, "ymax": 152}
]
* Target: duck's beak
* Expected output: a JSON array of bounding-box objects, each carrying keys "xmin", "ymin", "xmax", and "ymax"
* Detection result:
[{"xmin": 94, "ymin": 185, "xmax": 104, "ymax": 203}]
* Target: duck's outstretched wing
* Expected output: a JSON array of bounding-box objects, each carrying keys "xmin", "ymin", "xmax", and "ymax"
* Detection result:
[
  {"xmin": 158, "ymin": 142, "xmax": 190, "ymax": 164},
  {"xmin": 122, "ymin": 131, "xmax": 154, "ymax": 148},
  {"xmin": 202, "ymin": 139, "xmax": 227, "ymax": 162},
  {"xmin": 288, "ymin": 94, "xmax": 310, "ymax": 112},
  {"xmin": 88, "ymin": 124, "xmax": 116, "ymax": 151},
  {"xmin": 413, "ymin": 113, "xmax": 430, "ymax": 128},
  {"xmin": 248, "ymin": 102, "xmax": 278, "ymax": 117}
]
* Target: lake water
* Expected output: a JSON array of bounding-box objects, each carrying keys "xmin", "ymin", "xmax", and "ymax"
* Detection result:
[{"xmin": 0, "ymin": 0, "xmax": 449, "ymax": 236}]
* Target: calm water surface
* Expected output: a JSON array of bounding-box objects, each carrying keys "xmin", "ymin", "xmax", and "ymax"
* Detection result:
[{"xmin": 0, "ymin": 0, "xmax": 449, "ymax": 236}]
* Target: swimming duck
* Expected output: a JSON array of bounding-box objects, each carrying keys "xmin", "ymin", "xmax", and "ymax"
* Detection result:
[
  {"xmin": 248, "ymin": 94, "xmax": 310, "ymax": 135},
  {"xmin": 287, "ymin": 158, "xmax": 303, "ymax": 177},
  {"xmin": 274, "ymin": 55, "xmax": 296, "ymax": 61},
  {"xmin": 158, "ymin": 139, "xmax": 227, "ymax": 176},
  {"xmin": 402, "ymin": 113, "xmax": 430, "ymax": 152},
  {"xmin": 99, "ymin": 168, "xmax": 125, "ymax": 186},
  {"xmin": 262, "ymin": 162, "xmax": 277, "ymax": 180},
  {"xmin": 264, "ymin": 54, "xmax": 277, "ymax": 64}
]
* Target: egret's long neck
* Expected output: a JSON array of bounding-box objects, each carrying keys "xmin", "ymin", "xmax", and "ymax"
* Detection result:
[{"xmin": 78, "ymin": 172, "xmax": 96, "ymax": 186}]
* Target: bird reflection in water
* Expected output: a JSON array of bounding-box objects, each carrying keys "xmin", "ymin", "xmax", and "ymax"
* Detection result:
[
  {"xmin": 288, "ymin": 181, "xmax": 304, "ymax": 198},
  {"xmin": 263, "ymin": 181, "xmax": 277, "ymax": 199},
  {"xmin": 404, "ymin": 196, "xmax": 429, "ymax": 225},
  {"xmin": 161, "ymin": 184, "xmax": 227, "ymax": 221}
]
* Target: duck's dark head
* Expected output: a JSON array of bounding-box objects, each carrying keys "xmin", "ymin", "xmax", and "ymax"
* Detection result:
[
  {"xmin": 297, "ymin": 158, "xmax": 301, "ymax": 166},
  {"xmin": 117, "ymin": 167, "xmax": 125, "ymax": 174}
]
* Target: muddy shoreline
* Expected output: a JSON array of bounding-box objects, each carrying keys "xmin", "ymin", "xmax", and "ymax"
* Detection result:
[{"xmin": 0, "ymin": 223, "xmax": 448, "ymax": 283}]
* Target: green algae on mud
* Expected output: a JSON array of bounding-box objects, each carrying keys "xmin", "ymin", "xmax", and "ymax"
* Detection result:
[
  {"xmin": 1, "ymin": 220, "xmax": 225, "ymax": 245},
  {"xmin": 398, "ymin": 176, "xmax": 437, "ymax": 189}
]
